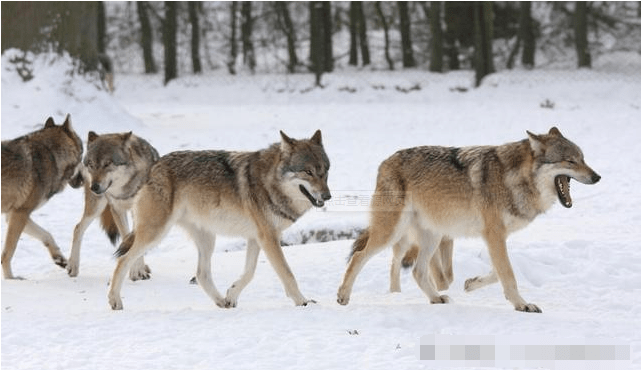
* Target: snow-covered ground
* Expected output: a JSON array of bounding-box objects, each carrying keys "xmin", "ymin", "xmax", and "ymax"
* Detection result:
[{"xmin": 1, "ymin": 51, "xmax": 640, "ymax": 369}]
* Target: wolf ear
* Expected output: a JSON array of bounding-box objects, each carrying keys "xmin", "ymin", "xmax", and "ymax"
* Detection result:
[
  {"xmin": 548, "ymin": 127, "xmax": 563, "ymax": 137},
  {"xmin": 280, "ymin": 130, "xmax": 295, "ymax": 152},
  {"xmin": 44, "ymin": 117, "xmax": 55, "ymax": 128},
  {"xmin": 122, "ymin": 131, "xmax": 133, "ymax": 141},
  {"xmin": 88, "ymin": 131, "xmax": 99, "ymax": 143},
  {"xmin": 311, "ymin": 130, "xmax": 323, "ymax": 146},
  {"xmin": 526, "ymin": 130, "xmax": 545, "ymax": 154},
  {"xmin": 62, "ymin": 114, "xmax": 73, "ymax": 132}
]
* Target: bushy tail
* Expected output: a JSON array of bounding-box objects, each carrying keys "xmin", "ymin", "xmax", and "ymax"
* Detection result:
[
  {"xmin": 401, "ymin": 245, "xmax": 419, "ymax": 269},
  {"xmin": 348, "ymin": 228, "xmax": 370, "ymax": 261},
  {"xmin": 100, "ymin": 205, "xmax": 120, "ymax": 245},
  {"xmin": 114, "ymin": 232, "xmax": 135, "ymax": 258}
]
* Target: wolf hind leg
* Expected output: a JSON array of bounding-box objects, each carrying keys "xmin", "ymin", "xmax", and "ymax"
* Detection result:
[
  {"xmin": 464, "ymin": 270, "xmax": 498, "ymax": 292},
  {"xmin": 225, "ymin": 238, "xmax": 260, "ymax": 307},
  {"xmin": 23, "ymin": 217, "xmax": 67, "ymax": 269},
  {"xmin": 389, "ymin": 236, "xmax": 412, "ymax": 293},
  {"xmin": 413, "ymin": 228, "xmax": 450, "ymax": 304},
  {"xmin": 337, "ymin": 203, "xmax": 410, "ymax": 305},
  {"xmin": 182, "ymin": 223, "xmax": 227, "ymax": 308},
  {"xmin": 68, "ymin": 193, "xmax": 108, "ymax": 277},
  {"xmin": 431, "ymin": 237, "xmax": 454, "ymax": 291},
  {"xmin": 2, "ymin": 210, "xmax": 30, "ymax": 279},
  {"xmin": 110, "ymin": 206, "xmax": 151, "ymax": 282}
]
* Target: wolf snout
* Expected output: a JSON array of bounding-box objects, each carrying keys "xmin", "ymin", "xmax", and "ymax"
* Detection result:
[
  {"xmin": 90, "ymin": 183, "xmax": 106, "ymax": 194},
  {"xmin": 322, "ymin": 192, "xmax": 332, "ymax": 201},
  {"xmin": 590, "ymin": 172, "xmax": 601, "ymax": 184}
]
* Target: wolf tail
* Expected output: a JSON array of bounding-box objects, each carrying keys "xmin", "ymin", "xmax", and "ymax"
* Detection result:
[
  {"xmin": 401, "ymin": 246, "xmax": 418, "ymax": 269},
  {"xmin": 114, "ymin": 232, "xmax": 135, "ymax": 258},
  {"xmin": 348, "ymin": 228, "xmax": 370, "ymax": 261},
  {"xmin": 100, "ymin": 205, "xmax": 120, "ymax": 245}
]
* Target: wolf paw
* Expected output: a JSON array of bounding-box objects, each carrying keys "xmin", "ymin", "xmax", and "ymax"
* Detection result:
[
  {"xmin": 337, "ymin": 295, "xmax": 350, "ymax": 306},
  {"xmin": 430, "ymin": 295, "xmax": 450, "ymax": 304},
  {"xmin": 66, "ymin": 260, "xmax": 79, "ymax": 277},
  {"xmin": 53, "ymin": 255, "xmax": 67, "ymax": 269},
  {"xmin": 129, "ymin": 265, "xmax": 151, "ymax": 281},
  {"xmin": 108, "ymin": 295, "xmax": 123, "ymax": 310},
  {"xmin": 515, "ymin": 303, "xmax": 542, "ymax": 313},
  {"xmin": 300, "ymin": 299, "xmax": 317, "ymax": 307},
  {"xmin": 464, "ymin": 277, "xmax": 484, "ymax": 292}
]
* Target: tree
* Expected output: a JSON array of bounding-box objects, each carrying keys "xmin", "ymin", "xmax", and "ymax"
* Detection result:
[
  {"xmin": 374, "ymin": 1, "xmax": 394, "ymax": 70},
  {"xmin": 473, "ymin": 2, "xmax": 494, "ymax": 86},
  {"xmin": 520, "ymin": 2, "xmax": 535, "ymax": 68},
  {"xmin": 275, "ymin": 2, "xmax": 299, "ymax": 73},
  {"xmin": 227, "ymin": 2, "xmax": 238, "ymax": 75},
  {"xmin": 137, "ymin": 1, "xmax": 157, "ymax": 74},
  {"xmin": 163, "ymin": 1, "xmax": 177, "ymax": 85},
  {"xmin": 426, "ymin": 2, "xmax": 443, "ymax": 72},
  {"xmin": 97, "ymin": 1, "xmax": 106, "ymax": 54},
  {"xmin": 574, "ymin": 1, "xmax": 591, "ymax": 68},
  {"xmin": 349, "ymin": 2, "xmax": 370, "ymax": 66},
  {"xmin": 188, "ymin": 2, "xmax": 202, "ymax": 74},
  {"xmin": 322, "ymin": 2, "xmax": 333, "ymax": 72},
  {"xmin": 398, "ymin": 1, "xmax": 415, "ymax": 68},
  {"xmin": 241, "ymin": 2, "xmax": 256, "ymax": 72}
]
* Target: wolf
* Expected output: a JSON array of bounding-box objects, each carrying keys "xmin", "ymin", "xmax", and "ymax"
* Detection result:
[
  {"xmin": 337, "ymin": 127, "xmax": 600, "ymax": 313},
  {"xmin": 97, "ymin": 53, "xmax": 114, "ymax": 94},
  {"xmin": 108, "ymin": 130, "xmax": 331, "ymax": 310},
  {"xmin": 66, "ymin": 131, "xmax": 159, "ymax": 280},
  {"xmin": 1, "ymin": 115, "xmax": 83, "ymax": 279}
]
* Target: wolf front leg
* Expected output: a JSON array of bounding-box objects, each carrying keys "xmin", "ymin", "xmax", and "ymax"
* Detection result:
[
  {"xmin": 68, "ymin": 193, "xmax": 108, "ymax": 277},
  {"xmin": 225, "ymin": 239, "xmax": 260, "ymax": 308},
  {"xmin": 483, "ymin": 221, "xmax": 541, "ymax": 313},
  {"xmin": 256, "ymin": 226, "xmax": 314, "ymax": 306},
  {"xmin": 2, "ymin": 210, "xmax": 30, "ymax": 279}
]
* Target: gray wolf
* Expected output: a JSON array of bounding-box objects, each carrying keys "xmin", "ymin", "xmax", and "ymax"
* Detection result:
[
  {"xmin": 108, "ymin": 130, "xmax": 331, "ymax": 310},
  {"xmin": 337, "ymin": 127, "xmax": 600, "ymax": 313},
  {"xmin": 67, "ymin": 131, "xmax": 159, "ymax": 280},
  {"xmin": 98, "ymin": 53, "xmax": 114, "ymax": 94},
  {"xmin": 1, "ymin": 115, "xmax": 83, "ymax": 279}
]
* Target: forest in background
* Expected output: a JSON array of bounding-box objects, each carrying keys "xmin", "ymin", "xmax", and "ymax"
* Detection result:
[{"xmin": 2, "ymin": 1, "xmax": 640, "ymax": 87}]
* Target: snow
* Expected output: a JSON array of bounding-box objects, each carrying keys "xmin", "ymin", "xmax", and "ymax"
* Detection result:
[{"xmin": 1, "ymin": 50, "xmax": 640, "ymax": 370}]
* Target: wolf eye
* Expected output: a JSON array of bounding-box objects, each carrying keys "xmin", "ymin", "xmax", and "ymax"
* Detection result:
[
  {"xmin": 304, "ymin": 170, "xmax": 313, "ymax": 176},
  {"xmin": 566, "ymin": 160, "xmax": 577, "ymax": 165},
  {"xmin": 103, "ymin": 161, "xmax": 111, "ymax": 168}
]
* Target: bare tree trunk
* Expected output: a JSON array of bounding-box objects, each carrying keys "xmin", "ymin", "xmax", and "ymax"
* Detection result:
[
  {"xmin": 322, "ymin": 1, "xmax": 333, "ymax": 72},
  {"xmin": 374, "ymin": 1, "xmax": 394, "ymax": 70},
  {"xmin": 137, "ymin": 1, "xmax": 156, "ymax": 74},
  {"xmin": 520, "ymin": 1, "xmax": 535, "ymax": 68},
  {"xmin": 443, "ymin": 1, "xmax": 460, "ymax": 70},
  {"xmin": 310, "ymin": 1, "xmax": 324, "ymax": 86},
  {"xmin": 357, "ymin": 2, "xmax": 370, "ymax": 66},
  {"xmin": 275, "ymin": 2, "xmax": 298, "ymax": 73},
  {"xmin": 97, "ymin": 1, "xmax": 106, "ymax": 54},
  {"xmin": 398, "ymin": 1, "xmax": 415, "ymax": 68},
  {"xmin": 428, "ymin": 1, "xmax": 443, "ymax": 72},
  {"xmin": 188, "ymin": 2, "xmax": 202, "ymax": 74},
  {"xmin": 228, "ymin": 2, "xmax": 238, "ymax": 75},
  {"xmin": 241, "ymin": 2, "xmax": 256, "ymax": 73},
  {"xmin": 574, "ymin": 1, "xmax": 591, "ymax": 68},
  {"xmin": 163, "ymin": 1, "xmax": 177, "ymax": 85},
  {"xmin": 473, "ymin": 2, "xmax": 494, "ymax": 87},
  {"xmin": 349, "ymin": 2, "xmax": 359, "ymax": 66}
]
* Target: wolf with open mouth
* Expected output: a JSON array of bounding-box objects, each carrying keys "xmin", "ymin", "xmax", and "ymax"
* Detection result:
[
  {"xmin": 108, "ymin": 130, "xmax": 330, "ymax": 310},
  {"xmin": 338, "ymin": 127, "xmax": 600, "ymax": 313}
]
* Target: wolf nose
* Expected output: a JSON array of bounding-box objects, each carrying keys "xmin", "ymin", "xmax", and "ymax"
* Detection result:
[
  {"xmin": 322, "ymin": 192, "xmax": 332, "ymax": 201},
  {"xmin": 90, "ymin": 183, "xmax": 102, "ymax": 194},
  {"xmin": 591, "ymin": 173, "xmax": 601, "ymax": 183}
]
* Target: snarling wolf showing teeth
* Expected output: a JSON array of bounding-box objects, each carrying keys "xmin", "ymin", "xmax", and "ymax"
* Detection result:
[{"xmin": 338, "ymin": 127, "xmax": 600, "ymax": 313}]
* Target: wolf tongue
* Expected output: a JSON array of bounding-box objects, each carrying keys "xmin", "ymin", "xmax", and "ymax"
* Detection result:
[{"xmin": 555, "ymin": 175, "xmax": 572, "ymax": 208}]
